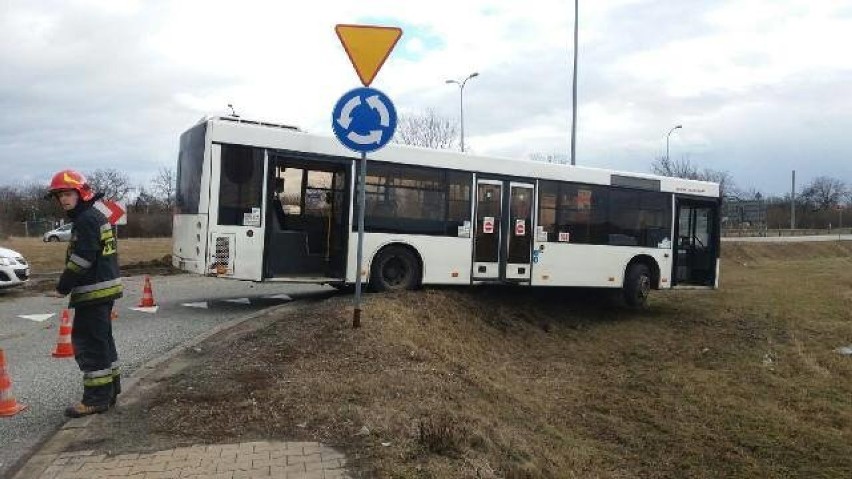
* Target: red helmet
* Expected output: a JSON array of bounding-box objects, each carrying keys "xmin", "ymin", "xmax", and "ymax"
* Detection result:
[{"xmin": 48, "ymin": 170, "xmax": 94, "ymax": 201}]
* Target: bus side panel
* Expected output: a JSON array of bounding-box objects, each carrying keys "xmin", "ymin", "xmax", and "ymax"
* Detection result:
[
  {"xmin": 530, "ymin": 244, "xmax": 672, "ymax": 289},
  {"xmin": 172, "ymin": 214, "xmax": 209, "ymax": 275},
  {"xmin": 346, "ymin": 233, "xmax": 473, "ymax": 285}
]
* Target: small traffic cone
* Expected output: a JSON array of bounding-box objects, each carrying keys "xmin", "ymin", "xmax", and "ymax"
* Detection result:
[
  {"xmin": 138, "ymin": 275, "xmax": 156, "ymax": 308},
  {"xmin": 51, "ymin": 309, "xmax": 75, "ymax": 359},
  {"xmin": 0, "ymin": 349, "xmax": 27, "ymax": 417},
  {"xmin": 110, "ymin": 309, "xmax": 118, "ymax": 321}
]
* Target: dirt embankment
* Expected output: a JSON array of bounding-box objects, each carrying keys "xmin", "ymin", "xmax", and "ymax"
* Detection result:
[
  {"xmin": 54, "ymin": 242, "xmax": 852, "ymax": 477},
  {"xmin": 77, "ymin": 236, "xmax": 852, "ymax": 478}
]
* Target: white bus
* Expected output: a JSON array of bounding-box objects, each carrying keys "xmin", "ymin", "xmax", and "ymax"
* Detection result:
[{"xmin": 172, "ymin": 116, "xmax": 720, "ymax": 307}]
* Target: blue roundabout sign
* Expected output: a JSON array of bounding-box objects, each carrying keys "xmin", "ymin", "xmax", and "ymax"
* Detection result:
[{"xmin": 332, "ymin": 87, "xmax": 397, "ymax": 153}]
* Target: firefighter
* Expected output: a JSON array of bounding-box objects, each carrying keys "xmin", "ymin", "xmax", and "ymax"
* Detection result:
[{"xmin": 47, "ymin": 170, "xmax": 123, "ymax": 417}]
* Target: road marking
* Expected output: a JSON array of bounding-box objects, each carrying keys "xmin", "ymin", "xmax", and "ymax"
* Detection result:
[
  {"xmin": 129, "ymin": 306, "xmax": 159, "ymax": 313},
  {"xmin": 265, "ymin": 294, "xmax": 292, "ymax": 301},
  {"xmin": 224, "ymin": 298, "xmax": 251, "ymax": 305},
  {"xmin": 18, "ymin": 314, "xmax": 54, "ymax": 322},
  {"xmin": 181, "ymin": 302, "xmax": 209, "ymax": 309}
]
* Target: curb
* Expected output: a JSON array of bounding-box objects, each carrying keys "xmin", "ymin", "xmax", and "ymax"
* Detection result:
[{"xmin": 9, "ymin": 300, "xmax": 303, "ymax": 479}]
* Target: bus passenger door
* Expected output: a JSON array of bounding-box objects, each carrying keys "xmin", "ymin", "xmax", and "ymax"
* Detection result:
[
  {"xmin": 472, "ymin": 179, "xmax": 534, "ymax": 282},
  {"xmin": 673, "ymin": 199, "xmax": 719, "ymax": 287},
  {"xmin": 264, "ymin": 155, "xmax": 350, "ymax": 280},
  {"xmin": 473, "ymin": 180, "xmax": 502, "ymax": 280},
  {"xmin": 505, "ymin": 183, "xmax": 534, "ymax": 281}
]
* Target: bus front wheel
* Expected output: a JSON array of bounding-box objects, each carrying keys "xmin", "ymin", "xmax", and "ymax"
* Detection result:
[
  {"xmin": 622, "ymin": 263, "xmax": 651, "ymax": 309},
  {"xmin": 370, "ymin": 245, "xmax": 421, "ymax": 292}
]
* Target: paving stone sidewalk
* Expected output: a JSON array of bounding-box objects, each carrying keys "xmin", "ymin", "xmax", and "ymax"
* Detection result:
[{"xmin": 21, "ymin": 441, "xmax": 350, "ymax": 479}]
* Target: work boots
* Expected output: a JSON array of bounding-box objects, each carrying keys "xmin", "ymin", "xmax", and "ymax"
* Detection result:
[{"xmin": 64, "ymin": 402, "xmax": 108, "ymax": 418}]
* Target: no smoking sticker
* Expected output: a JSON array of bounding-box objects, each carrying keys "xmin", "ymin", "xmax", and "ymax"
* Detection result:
[{"xmin": 483, "ymin": 217, "xmax": 495, "ymax": 234}]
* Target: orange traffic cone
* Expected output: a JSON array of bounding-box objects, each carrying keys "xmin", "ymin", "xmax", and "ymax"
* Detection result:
[
  {"xmin": 0, "ymin": 349, "xmax": 27, "ymax": 417},
  {"xmin": 138, "ymin": 275, "xmax": 156, "ymax": 307},
  {"xmin": 51, "ymin": 309, "xmax": 75, "ymax": 359},
  {"xmin": 110, "ymin": 309, "xmax": 118, "ymax": 321}
]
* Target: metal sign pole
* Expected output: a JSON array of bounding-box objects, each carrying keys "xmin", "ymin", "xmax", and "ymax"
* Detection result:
[{"xmin": 353, "ymin": 151, "xmax": 367, "ymax": 328}]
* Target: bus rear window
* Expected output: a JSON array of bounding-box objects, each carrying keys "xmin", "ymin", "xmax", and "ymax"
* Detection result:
[{"xmin": 176, "ymin": 122, "xmax": 207, "ymax": 214}]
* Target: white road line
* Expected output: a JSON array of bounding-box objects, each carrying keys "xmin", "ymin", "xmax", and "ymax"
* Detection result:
[
  {"xmin": 17, "ymin": 313, "xmax": 55, "ymax": 322},
  {"xmin": 181, "ymin": 302, "xmax": 209, "ymax": 309},
  {"xmin": 224, "ymin": 298, "xmax": 251, "ymax": 305},
  {"xmin": 265, "ymin": 294, "xmax": 292, "ymax": 301},
  {"xmin": 128, "ymin": 306, "xmax": 159, "ymax": 313}
]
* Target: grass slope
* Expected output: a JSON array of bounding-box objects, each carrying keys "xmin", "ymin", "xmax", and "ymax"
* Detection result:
[{"xmin": 140, "ymin": 242, "xmax": 852, "ymax": 478}]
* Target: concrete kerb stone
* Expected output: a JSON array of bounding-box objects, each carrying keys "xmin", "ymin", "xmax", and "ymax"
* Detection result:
[{"xmin": 10, "ymin": 301, "xmax": 304, "ymax": 479}]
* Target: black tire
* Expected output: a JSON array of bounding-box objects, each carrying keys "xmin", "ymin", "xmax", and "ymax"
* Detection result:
[
  {"xmin": 48, "ymin": 236, "xmax": 59, "ymax": 242},
  {"xmin": 369, "ymin": 246, "xmax": 421, "ymax": 292},
  {"xmin": 622, "ymin": 263, "xmax": 652, "ymax": 309}
]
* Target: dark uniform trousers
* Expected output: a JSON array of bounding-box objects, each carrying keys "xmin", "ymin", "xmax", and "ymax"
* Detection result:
[{"xmin": 72, "ymin": 301, "xmax": 119, "ymax": 406}]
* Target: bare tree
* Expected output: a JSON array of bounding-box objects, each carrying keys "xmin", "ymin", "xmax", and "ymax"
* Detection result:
[
  {"xmin": 151, "ymin": 166, "xmax": 177, "ymax": 209},
  {"xmin": 651, "ymin": 154, "xmax": 736, "ymax": 199},
  {"xmin": 651, "ymin": 155, "xmax": 700, "ymax": 179},
  {"xmin": 393, "ymin": 109, "xmax": 459, "ymax": 150},
  {"xmin": 800, "ymin": 176, "xmax": 847, "ymax": 210},
  {"xmin": 87, "ymin": 168, "xmax": 132, "ymax": 201},
  {"xmin": 530, "ymin": 152, "xmax": 569, "ymax": 164}
]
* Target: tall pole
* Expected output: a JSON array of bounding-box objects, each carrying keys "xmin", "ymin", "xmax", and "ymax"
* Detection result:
[
  {"xmin": 790, "ymin": 170, "xmax": 796, "ymax": 230},
  {"xmin": 570, "ymin": 0, "xmax": 579, "ymax": 166},
  {"xmin": 459, "ymin": 86, "xmax": 465, "ymax": 153},
  {"xmin": 353, "ymin": 152, "xmax": 367, "ymax": 328},
  {"xmin": 446, "ymin": 73, "xmax": 479, "ymax": 153},
  {"xmin": 666, "ymin": 125, "xmax": 682, "ymax": 162}
]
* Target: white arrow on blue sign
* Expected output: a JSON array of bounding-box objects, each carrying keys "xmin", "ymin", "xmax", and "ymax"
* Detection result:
[{"xmin": 332, "ymin": 87, "xmax": 397, "ymax": 153}]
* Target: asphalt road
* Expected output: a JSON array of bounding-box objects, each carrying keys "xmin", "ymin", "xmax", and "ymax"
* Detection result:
[{"xmin": 0, "ymin": 274, "xmax": 331, "ymax": 477}]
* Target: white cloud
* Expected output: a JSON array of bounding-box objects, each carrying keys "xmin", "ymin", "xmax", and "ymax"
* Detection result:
[{"xmin": 0, "ymin": 0, "xmax": 850, "ymax": 194}]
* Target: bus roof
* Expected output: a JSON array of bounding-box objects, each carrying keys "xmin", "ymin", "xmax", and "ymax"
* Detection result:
[{"xmin": 200, "ymin": 116, "xmax": 720, "ymax": 199}]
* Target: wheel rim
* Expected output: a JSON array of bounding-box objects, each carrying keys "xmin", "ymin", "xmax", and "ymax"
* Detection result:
[
  {"xmin": 638, "ymin": 274, "xmax": 651, "ymax": 299},
  {"xmin": 382, "ymin": 256, "xmax": 409, "ymax": 287}
]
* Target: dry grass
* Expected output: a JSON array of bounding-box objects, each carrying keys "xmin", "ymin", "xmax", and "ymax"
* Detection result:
[
  {"xmin": 102, "ymin": 242, "xmax": 852, "ymax": 478},
  {"xmin": 4, "ymin": 236, "xmax": 172, "ymax": 273}
]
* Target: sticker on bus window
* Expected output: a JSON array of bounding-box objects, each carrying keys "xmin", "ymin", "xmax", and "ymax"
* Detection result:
[
  {"xmin": 243, "ymin": 207, "xmax": 261, "ymax": 227},
  {"xmin": 515, "ymin": 219, "xmax": 526, "ymax": 236},
  {"xmin": 577, "ymin": 189, "xmax": 592, "ymax": 210},
  {"xmin": 458, "ymin": 221, "xmax": 472, "ymax": 238},
  {"xmin": 558, "ymin": 232, "xmax": 570, "ymax": 242},
  {"xmin": 483, "ymin": 217, "xmax": 495, "ymax": 234},
  {"xmin": 658, "ymin": 238, "xmax": 672, "ymax": 249}
]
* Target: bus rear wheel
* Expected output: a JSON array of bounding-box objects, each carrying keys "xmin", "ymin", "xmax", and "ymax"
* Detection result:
[
  {"xmin": 370, "ymin": 246, "xmax": 420, "ymax": 292},
  {"xmin": 623, "ymin": 263, "xmax": 651, "ymax": 309}
]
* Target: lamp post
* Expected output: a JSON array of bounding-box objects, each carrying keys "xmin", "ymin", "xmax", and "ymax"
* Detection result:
[
  {"xmin": 666, "ymin": 124, "xmax": 682, "ymax": 162},
  {"xmin": 446, "ymin": 72, "xmax": 479, "ymax": 152},
  {"xmin": 570, "ymin": 0, "xmax": 578, "ymax": 166}
]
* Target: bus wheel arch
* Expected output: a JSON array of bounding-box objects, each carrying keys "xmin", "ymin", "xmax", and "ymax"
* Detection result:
[
  {"xmin": 622, "ymin": 255, "xmax": 660, "ymax": 309},
  {"xmin": 368, "ymin": 242, "xmax": 423, "ymax": 292}
]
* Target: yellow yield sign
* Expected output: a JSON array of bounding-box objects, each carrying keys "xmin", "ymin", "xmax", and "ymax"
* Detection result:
[{"xmin": 335, "ymin": 24, "xmax": 403, "ymax": 87}]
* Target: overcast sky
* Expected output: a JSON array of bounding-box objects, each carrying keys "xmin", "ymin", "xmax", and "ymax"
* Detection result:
[{"xmin": 2, "ymin": 0, "xmax": 850, "ymax": 195}]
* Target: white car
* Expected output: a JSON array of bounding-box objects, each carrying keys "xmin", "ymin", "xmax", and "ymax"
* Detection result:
[{"xmin": 0, "ymin": 247, "xmax": 29, "ymax": 289}]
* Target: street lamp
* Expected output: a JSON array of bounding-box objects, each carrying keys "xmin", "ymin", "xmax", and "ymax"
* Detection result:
[
  {"xmin": 446, "ymin": 72, "xmax": 479, "ymax": 152},
  {"xmin": 666, "ymin": 124, "xmax": 682, "ymax": 162}
]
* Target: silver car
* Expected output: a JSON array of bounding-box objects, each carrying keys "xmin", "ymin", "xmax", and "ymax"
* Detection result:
[{"xmin": 43, "ymin": 223, "xmax": 73, "ymax": 242}]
